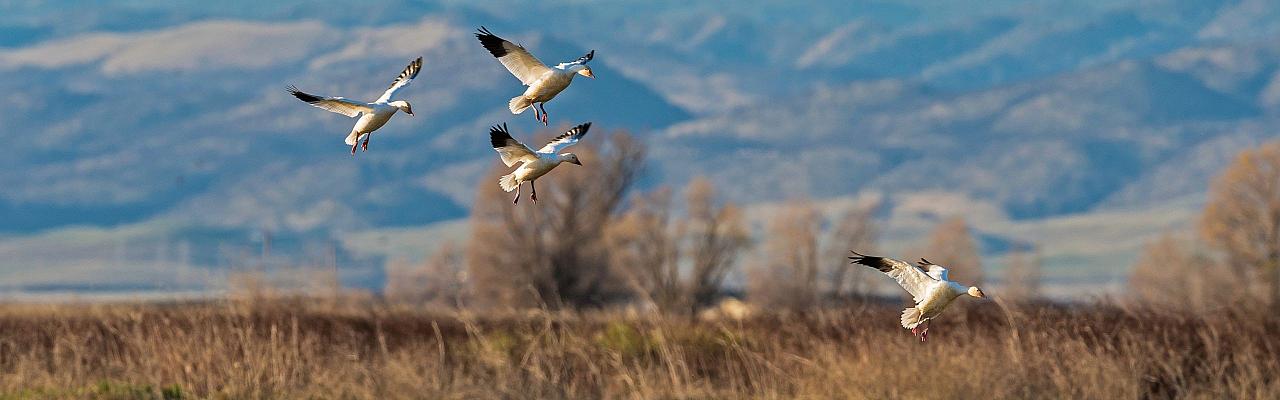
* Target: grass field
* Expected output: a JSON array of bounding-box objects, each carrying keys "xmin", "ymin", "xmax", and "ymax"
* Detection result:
[{"xmin": 0, "ymin": 298, "xmax": 1274, "ymax": 399}]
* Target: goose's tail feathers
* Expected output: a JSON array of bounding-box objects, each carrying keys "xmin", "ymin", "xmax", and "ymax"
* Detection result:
[
  {"xmin": 499, "ymin": 173, "xmax": 520, "ymax": 192},
  {"xmin": 509, "ymin": 96, "xmax": 533, "ymax": 114},
  {"xmin": 900, "ymin": 307, "xmax": 924, "ymax": 329},
  {"xmin": 345, "ymin": 132, "xmax": 366, "ymax": 146}
]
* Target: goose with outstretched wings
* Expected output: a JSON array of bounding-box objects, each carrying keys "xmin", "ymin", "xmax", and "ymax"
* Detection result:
[
  {"xmin": 476, "ymin": 27, "xmax": 594, "ymax": 126},
  {"xmin": 488, "ymin": 122, "xmax": 590, "ymax": 204},
  {"xmin": 849, "ymin": 252, "xmax": 985, "ymax": 342},
  {"xmin": 288, "ymin": 57, "xmax": 423, "ymax": 155}
]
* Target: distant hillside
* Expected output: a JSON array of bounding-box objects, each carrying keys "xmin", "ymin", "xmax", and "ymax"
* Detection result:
[{"xmin": 2, "ymin": 0, "xmax": 1280, "ymax": 293}]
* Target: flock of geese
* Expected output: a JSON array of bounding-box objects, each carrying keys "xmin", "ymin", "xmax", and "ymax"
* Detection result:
[
  {"xmin": 288, "ymin": 26, "xmax": 594, "ymax": 198},
  {"xmin": 287, "ymin": 26, "xmax": 985, "ymax": 342}
]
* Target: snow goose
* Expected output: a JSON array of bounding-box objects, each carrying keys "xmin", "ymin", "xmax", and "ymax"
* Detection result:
[
  {"xmin": 287, "ymin": 56, "xmax": 422, "ymax": 155},
  {"xmin": 475, "ymin": 27, "xmax": 594, "ymax": 126},
  {"xmin": 849, "ymin": 251, "xmax": 985, "ymax": 342},
  {"xmin": 489, "ymin": 122, "xmax": 590, "ymax": 204}
]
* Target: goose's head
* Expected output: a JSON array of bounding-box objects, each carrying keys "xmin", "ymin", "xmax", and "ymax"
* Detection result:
[
  {"xmin": 575, "ymin": 65, "xmax": 595, "ymax": 79},
  {"xmin": 390, "ymin": 100, "xmax": 414, "ymax": 116},
  {"xmin": 560, "ymin": 153, "xmax": 582, "ymax": 165},
  {"xmin": 968, "ymin": 286, "xmax": 985, "ymax": 298}
]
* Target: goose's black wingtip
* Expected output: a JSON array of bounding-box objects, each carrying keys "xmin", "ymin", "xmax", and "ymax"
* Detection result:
[
  {"xmin": 489, "ymin": 122, "xmax": 510, "ymax": 135},
  {"xmin": 475, "ymin": 26, "xmax": 508, "ymax": 58},
  {"xmin": 848, "ymin": 250, "xmax": 867, "ymax": 262},
  {"xmin": 848, "ymin": 251, "xmax": 895, "ymax": 273},
  {"xmin": 489, "ymin": 123, "xmax": 513, "ymax": 148},
  {"xmin": 286, "ymin": 86, "xmax": 321, "ymax": 103}
]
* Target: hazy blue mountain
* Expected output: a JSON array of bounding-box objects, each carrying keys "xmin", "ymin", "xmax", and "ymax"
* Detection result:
[{"xmin": 2, "ymin": 0, "xmax": 1280, "ymax": 292}]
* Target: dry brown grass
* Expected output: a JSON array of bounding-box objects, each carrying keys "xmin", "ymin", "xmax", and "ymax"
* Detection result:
[{"xmin": 0, "ymin": 299, "xmax": 1276, "ymax": 399}]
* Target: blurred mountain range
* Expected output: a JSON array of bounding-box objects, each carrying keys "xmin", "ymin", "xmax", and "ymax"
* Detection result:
[{"xmin": 2, "ymin": 0, "xmax": 1278, "ymax": 295}]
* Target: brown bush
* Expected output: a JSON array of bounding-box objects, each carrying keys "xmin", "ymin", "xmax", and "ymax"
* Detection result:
[
  {"xmin": 1200, "ymin": 140, "xmax": 1280, "ymax": 306},
  {"xmin": 1128, "ymin": 233, "xmax": 1245, "ymax": 313}
]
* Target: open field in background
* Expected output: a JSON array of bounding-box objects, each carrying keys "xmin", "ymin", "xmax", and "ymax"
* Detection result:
[
  {"xmin": 0, "ymin": 194, "xmax": 1200, "ymax": 301},
  {"xmin": 0, "ymin": 298, "xmax": 1275, "ymax": 399}
]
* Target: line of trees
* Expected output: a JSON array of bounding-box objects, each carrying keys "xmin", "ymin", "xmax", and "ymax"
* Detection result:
[
  {"xmin": 386, "ymin": 128, "xmax": 1042, "ymax": 313},
  {"xmin": 385, "ymin": 132, "xmax": 1280, "ymax": 314}
]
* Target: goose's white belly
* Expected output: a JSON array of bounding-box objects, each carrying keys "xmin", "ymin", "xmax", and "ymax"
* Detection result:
[
  {"xmin": 353, "ymin": 105, "xmax": 398, "ymax": 133},
  {"xmin": 525, "ymin": 72, "xmax": 573, "ymax": 102},
  {"xmin": 514, "ymin": 157, "xmax": 560, "ymax": 183},
  {"xmin": 916, "ymin": 284, "xmax": 962, "ymax": 320}
]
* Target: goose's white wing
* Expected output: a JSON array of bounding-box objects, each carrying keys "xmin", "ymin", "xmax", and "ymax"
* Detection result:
[
  {"xmin": 476, "ymin": 27, "xmax": 552, "ymax": 86},
  {"xmin": 536, "ymin": 122, "xmax": 591, "ymax": 154},
  {"xmin": 489, "ymin": 123, "xmax": 537, "ymax": 167},
  {"xmin": 918, "ymin": 259, "xmax": 949, "ymax": 281},
  {"xmin": 850, "ymin": 252, "xmax": 934, "ymax": 302},
  {"xmin": 288, "ymin": 86, "xmax": 373, "ymax": 118},
  {"xmin": 376, "ymin": 57, "xmax": 423, "ymax": 103}
]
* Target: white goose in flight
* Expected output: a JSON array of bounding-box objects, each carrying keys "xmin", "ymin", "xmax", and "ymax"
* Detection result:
[
  {"xmin": 475, "ymin": 27, "xmax": 594, "ymax": 126},
  {"xmin": 288, "ymin": 57, "xmax": 422, "ymax": 155},
  {"xmin": 849, "ymin": 251, "xmax": 985, "ymax": 342},
  {"xmin": 489, "ymin": 122, "xmax": 590, "ymax": 204}
]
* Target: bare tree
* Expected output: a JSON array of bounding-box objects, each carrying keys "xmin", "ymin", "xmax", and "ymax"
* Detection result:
[
  {"xmin": 683, "ymin": 178, "xmax": 752, "ymax": 310},
  {"xmin": 606, "ymin": 177, "xmax": 751, "ymax": 314},
  {"xmin": 825, "ymin": 201, "xmax": 880, "ymax": 300},
  {"xmin": 606, "ymin": 188, "xmax": 681, "ymax": 312},
  {"xmin": 385, "ymin": 243, "xmax": 467, "ymax": 308},
  {"xmin": 1200, "ymin": 141, "xmax": 1280, "ymax": 307},
  {"xmin": 1002, "ymin": 247, "xmax": 1041, "ymax": 304},
  {"xmin": 1129, "ymin": 233, "xmax": 1242, "ymax": 312},
  {"xmin": 749, "ymin": 201, "xmax": 822, "ymax": 310},
  {"xmin": 467, "ymin": 129, "xmax": 645, "ymax": 310},
  {"xmin": 915, "ymin": 217, "xmax": 984, "ymax": 285}
]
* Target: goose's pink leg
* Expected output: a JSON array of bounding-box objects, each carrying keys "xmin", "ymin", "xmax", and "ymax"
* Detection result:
[{"xmin": 910, "ymin": 322, "xmax": 930, "ymax": 342}]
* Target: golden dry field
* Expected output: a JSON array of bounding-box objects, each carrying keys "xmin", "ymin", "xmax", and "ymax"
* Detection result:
[{"xmin": 0, "ymin": 298, "xmax": 1274, "ymax": 399}]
